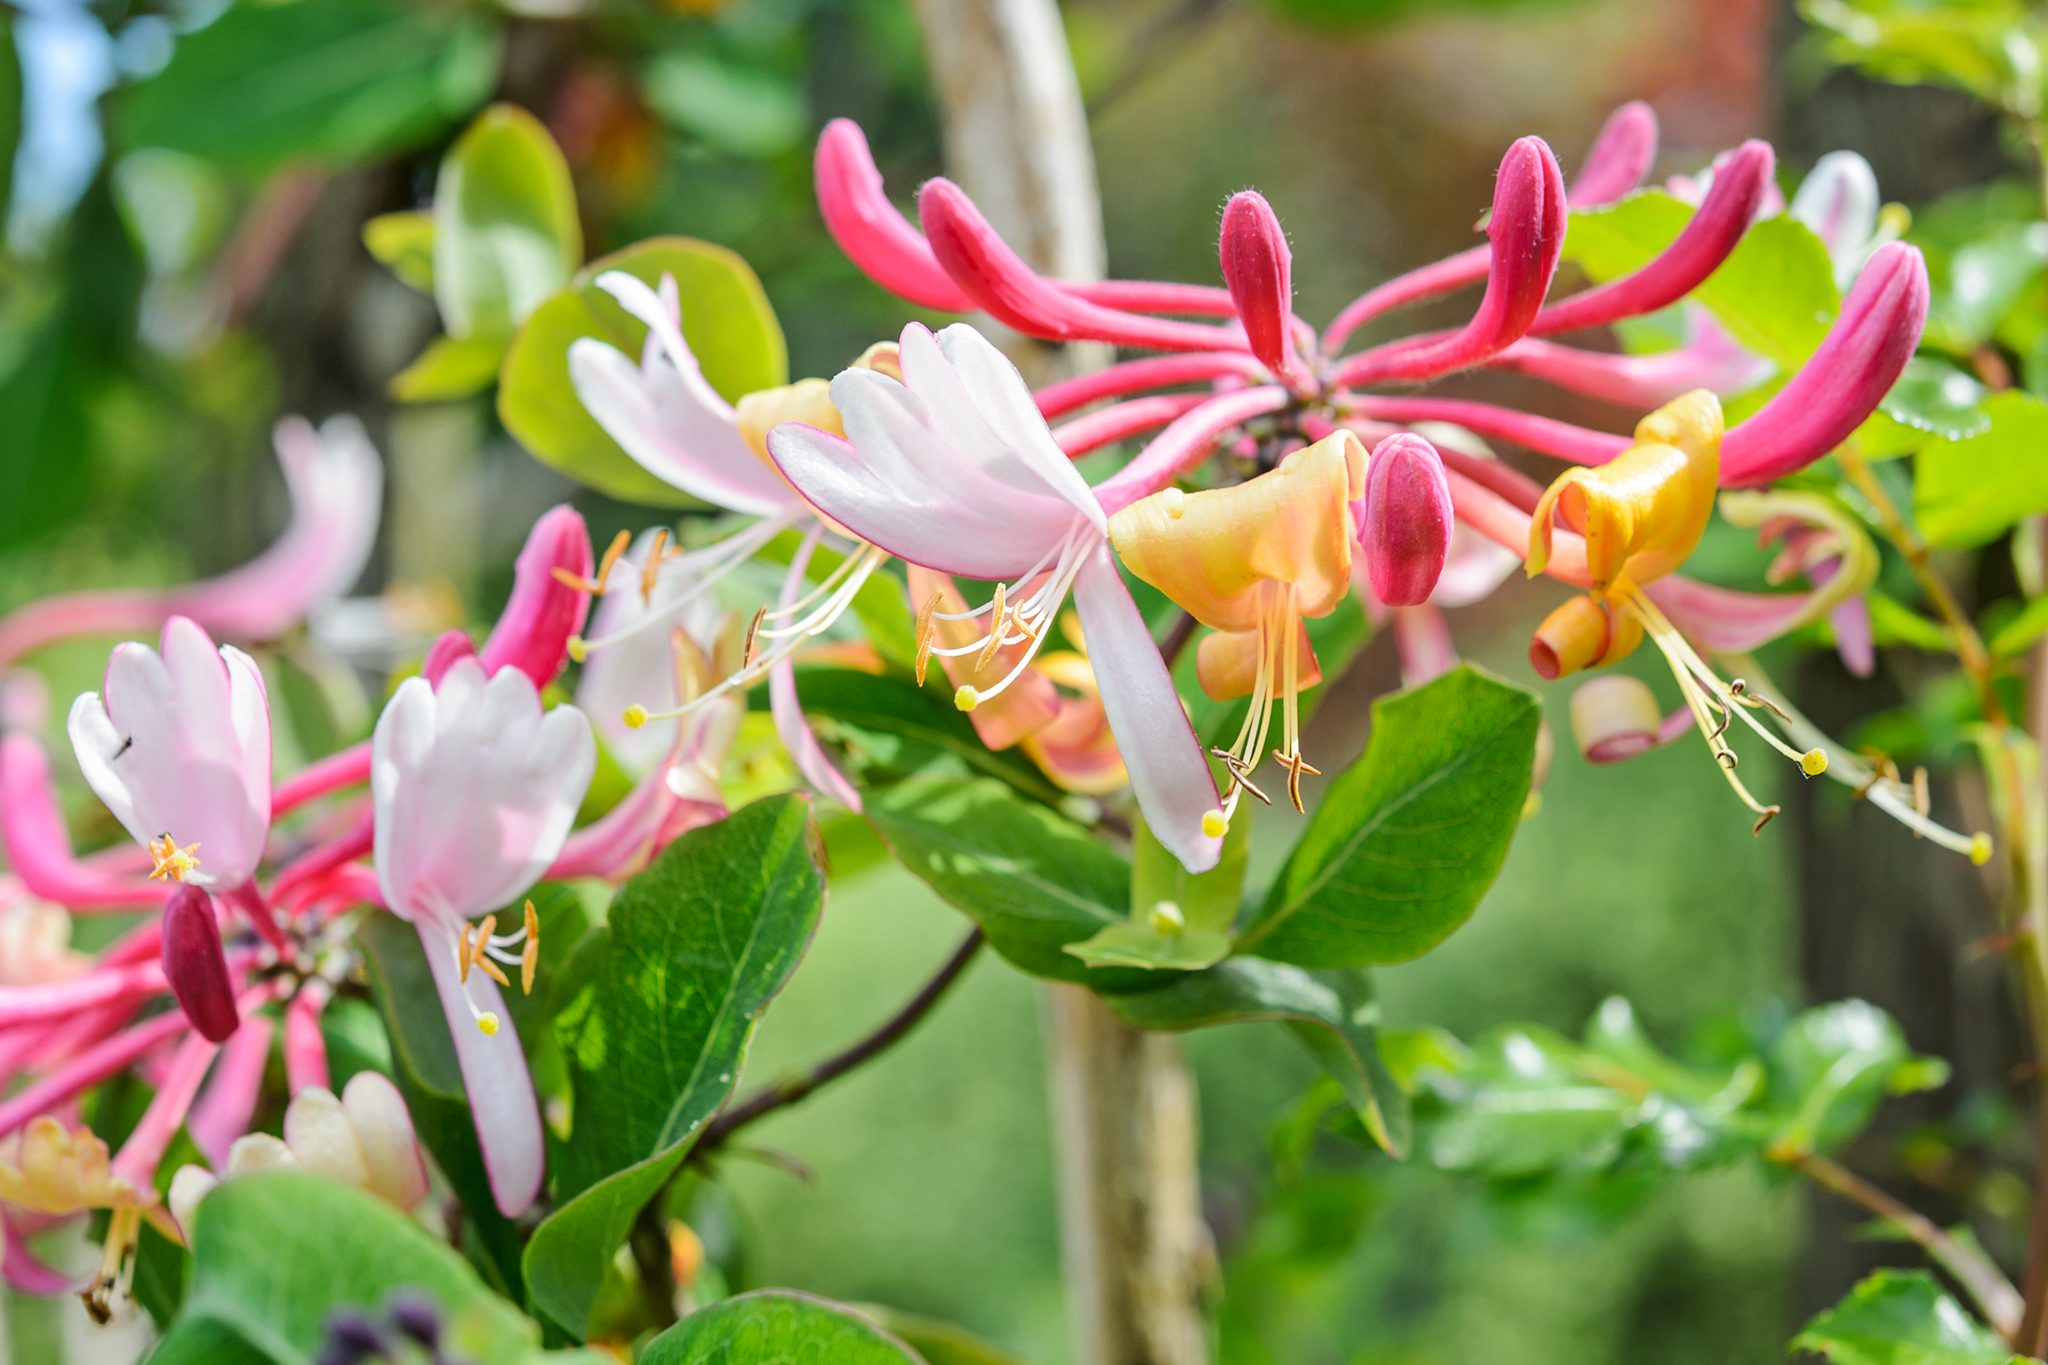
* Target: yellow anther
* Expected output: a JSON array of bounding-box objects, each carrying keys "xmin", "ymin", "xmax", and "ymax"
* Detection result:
[
  {"xmin": 639, "ymin": 528, "xmax": 671, "ymax": 604},
  {"xmin": 457, "ymin": 922, "xmax": 475, "ymax": 984},
  {"xmin": 623, "ymin": 704, "xmax": 649, "ymax": 730},
  {"xmin": 1201, "ymin": 810, "xmax": 1228, "ymax": 840},
  {"xmin": 1972, "ymin": 833, "xmax": 1994, "ymax": 866},
  {"xmin": 473, "ymin": 953, "xmax": 511, "ymax": 989},
  {"xmin": 567, "ymin": 636, "xmax": 588, "ymax": 664},
  {"xmin": 742, "ymin": 606, "xmax": 768, "ymax": 667},
  {"xmin": 147, "ymin": 834, "xmax": 201, "ymax": 883},
  {"xmin": 1273, "ymin": 748, "xmax": 1321, "ymax": 815},
  {"xmin": 913, "ymin": 590, "xmax": 943, "ymax": 687},
  {"xmin": 954, "ymin": 684, "xmax": 979, "ymax": 713},
  {"xmin": 521, "ymin": 899, "xmax": 540, "ymax": 996},
  {"xmin": 973, "ymin": 584, "xmax": 1008, "ymax": 674},
  {"xmin": 476, "ymin": 1012, "xmax": 500, "ymax": 1036},
  {"xmin": 596, "ymin": 529, "xmax": 631, "ymax": 593},
  {"xmin": 1149, "ymin": 901, "xmax": 1186, "ymax": 936},
  {"xmin": 1800, "ymin": 748, "xmax": 1828, "ymax": 777}
]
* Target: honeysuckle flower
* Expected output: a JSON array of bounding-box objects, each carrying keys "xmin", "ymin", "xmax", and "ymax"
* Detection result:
[
  {"xmin": 371, "ymin": 657, "xmax": 595, "ymax": 1216},
  {"xmin": 168, "ymin": 1073, "xmax": 428, "ymax": 1237},
  {"xmin": 1018, "ymin": 649, "xmax": 1128, "ymax": 796},
  {"xmin": 1791, "ymin": 151, "xmax": 1885, "ymax": 289},
  {"xmin": 67, "ymin": 617, "xmax": 272, "ymax": 895},
  {"xmin": 1356, "ymin": 433, "xmax": 1452, "ymax": 606},
  {"xmin": 906, "ymin": 565, "xmax": 1060, "ymax": 751},
  {"xmin": 1110, "ymin": 430, "xmax": 1365, "ymax": 821},
  {"xmin": 566, "ymin": 272, "xmax": 876, "ymax": 808},
  {"xmin": 768, "ymin": 320, "xmax": 1225, "ymax": 871},
  {"xmin": 0, "ymin": 418, "xmax": 382, "ymax": 671},
  {"xmin": 0, "ymin": 1118, "xmax": 177, "ymax": 1314}
]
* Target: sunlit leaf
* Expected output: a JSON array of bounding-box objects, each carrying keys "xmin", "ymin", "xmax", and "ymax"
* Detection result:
[
  {"xmin": 1792, "ymin": 1269, "xmax": 2021, "ymax": 1365},
  {"xmin": 432, "ymin": 105, "xmax": 581, "ymax": 341},
  {"xmin": 641, "ymin": 1291, "xmax": 925, "ymax": 1364},
  {"xmin": 1914, "ymin": 390, "xmax": 2048, "ymax": 547}
]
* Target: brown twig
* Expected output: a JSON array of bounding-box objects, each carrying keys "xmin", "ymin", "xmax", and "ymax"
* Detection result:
[
  {"xmin": 1781, "ymin": 1148, "xmax": 2024, "ymax": 1340},
  {"xmin": 697, "ymin": 928, "xmax": 985, "ymax": 1150}
]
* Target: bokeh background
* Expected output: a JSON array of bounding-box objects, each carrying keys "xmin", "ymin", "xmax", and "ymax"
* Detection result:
[{"xmin": 0, "ymin": 0, "xmax": 2023, "ymax": 1360}]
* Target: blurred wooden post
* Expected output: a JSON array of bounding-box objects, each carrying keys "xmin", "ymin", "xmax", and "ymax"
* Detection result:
[{"xmin": 910, "ymin": 2, "xmax": 1213, "ymax": 1361}]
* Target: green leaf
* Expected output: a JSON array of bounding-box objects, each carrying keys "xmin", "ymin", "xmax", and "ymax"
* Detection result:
[
  {"xmin": 1239, "ymin": 666, "xmax": 1539, "ymax": 968},
  {"xmin": 0, "ymin": 14, "xmax": 19, "ymax": 231},
  {"xmin": 1990, "ymin": 594, "xmax": 2048, "ymax": 658},
  {"xmin": 500, "ymin": 237, "xmax": 787, "ymax": 506},
  {"xmin": 1873, "ymin": 357, "xmax": 1992, "ymax": 447},
  {"xmin": 1801, "ymin": 0, "xmax": 2046, "ymax": 118},
  {"xmin": 1792, "ymin": 1269, "xmax": 2020, "ymax": 1365},
  {"xmin": 1107, "ymin": 960, "xmax": 1412, "ymax": 1157},
  {"xmin": 854, "ymin": 1305, "xmax": 1029, "ymax": 1365},
  {"xmin": 865, "ymin": 772, "xmax": 1150, "ymax": 989},
  {"xmin": 1763, "ymin": 999, "xmax": 1942, "ymax": 1154},
  {"xmin": 1563, "ymin": 193, "xmax": 1841, "ymax": 370},
  {"xmin": 526, "ymin": 796, "xmax": 825, "ymax": 1337},
  {"xmin": 433, "ymin": 105, "xmax": 581, "ymax": 340},
  {"xmin": 364, "ymin": 209, "xmax": 435, "ymax": 293},
  {"xmin": 642, "ymin": 1290, "xmax": 926, "ymax": 1364},
  {"xmin": 1914, "ymin": 390, "xmax": 2048, "ymax": 547},
  {"xmin": 1064, "ymin": 921, "xmax": 1233, "ymax": 972},
  {"xmin": 799, "ymin": 668, "xmax": 1061, "ymax": 804},
  {"xmin": 1926, "ymin": 220, "xmax": 2048, "ymax": 350},
  {"xmin": 389, "ymin": 332, "xmax": 507, "ymax": 403},
  {"xmin": 642, "ymin": 50, "xmax": 808, "ymax": 158},
  {"xmin": 154, "ymin": 1172, "xmax": 547, "ymax": 1364},
  {"xmin": 114, "ymin": 0, "xmax": 500, "ymax": 172}
]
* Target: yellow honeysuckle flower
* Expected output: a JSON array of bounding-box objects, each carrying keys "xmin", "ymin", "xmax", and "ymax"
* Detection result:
[
  {"xmin": 0, "ymin": 1117, "xmax": 179, "ymax": 1321},
  {"xmin": 1528, "ymin": 388, "xmax": 1721, "ymax": 595},
  {"xmin": 1108, "ymin": 430, "xmax": 1365, "ymax": 822}
]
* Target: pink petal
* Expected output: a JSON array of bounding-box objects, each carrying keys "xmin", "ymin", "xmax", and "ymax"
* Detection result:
[{"xmin": 419, "ymin": 921, "xmax": 543, "ymax": 1217}]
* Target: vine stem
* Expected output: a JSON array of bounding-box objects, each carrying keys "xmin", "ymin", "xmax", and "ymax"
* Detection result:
[
  {"xmin": 1781, "ymin": 1148, "xmax": 2024, "ymax": 1339},
  {"xmin": 697, "ymin": 930, "xmax": 985, "ymax": 1150}
]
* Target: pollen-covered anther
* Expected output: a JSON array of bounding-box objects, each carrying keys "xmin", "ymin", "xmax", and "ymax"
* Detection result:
[
  {"xmin": 955, "ymin": 684, "xmax": 980, "ymax": 713},
  {"xmin": 1750, "ymin": 805, "xmax": 1782, "ymax": 836},
  {"xmin": 974, "ymin": 583, "xmax": 1010, "ymax": 673},
  {"xmin": 638, "ymin": 529, "xmax": 675, "ymax": 604},
  {"xmin": 913, "ymin": 590, "xmax": 944, "ymax": 686},
  {"xmin": 553, "ymin": 529, "xmax": 632, "ymax": 597},
  {"xmin": 147, "ymin": 833, "xmax": 202, "ymax": 883},
  {"xmin": 520, "ymin": 899, "xmax": 540, "ymax": 996},
  {"xmin": 742, "ymin": 606, "xmax": 768, "ymax": 668},
  {"xmin": 1273, "ymin": 748, "xmax": 1321, "ymax": 814}
]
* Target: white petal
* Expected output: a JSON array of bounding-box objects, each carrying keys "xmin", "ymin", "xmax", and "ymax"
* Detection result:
[
  {"xmin": 420, "ymin": 921, "xmax": 544, "ymax": 1217},
  {"xmin": 341, "ymin": 1072, "xmax": 430, "ymax": 1211},
  {"xmin": 281, "ymin": 1086, "xmax": 370, "ymax": 1188}
]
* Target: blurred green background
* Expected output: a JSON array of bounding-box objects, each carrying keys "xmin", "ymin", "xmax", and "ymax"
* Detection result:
[{"xmin": 1, "ymin": 0, "xmax": 2019, "ymax": 1360}]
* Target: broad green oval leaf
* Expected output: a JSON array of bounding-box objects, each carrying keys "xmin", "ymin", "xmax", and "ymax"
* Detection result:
[
  {"xmin": 114, "ymin": 0, "xmax": 500, "ymax": 172},
  {"xmin": 864, "ymin": 772, "xmax": 1152, "ymax": 990},
  {"xmin": 433, "ymin": 105, "xmax": 580, "ymax": 341},
  {"xmin": 1238, "ymin": 665, "xmax": 1539, "ymax": 968},
  {"xmin": 390, "ymin": 332, "xmax": 507, "ymax": 403},
  {"xmin": 526, "ymin": 796, "xmax": 825, "ymax": 1337},
  {"xmin": 1107, "ymin": 960, "xmax": 1411, "ymax": 1157},
  {"xmin": 364, "ymin": 209, "xmax": 435, "ymax": 293},
  {"xmin": 1913, "ymin": 390, "xmax": 2048, "ymax": 548},
  {"xmin": 1763, "ymin": 999, "xmax": 1944, "ymax": 1154},
  {"xmin": 499, "ymin": 237, "xmax": 787, "ymax": 506},
  {"xmin": 642, "ymin": 1291, "xmax": 926, "ymax": 1364},
  {"xmin": 1563, "ymin": 192, "xmax": 1840, "ymax": 372},
  {"xmin": 1792, "ymin": 1270, "xmax": 2021, "ymax": 1365},
  {"xmin": 152, "ymin": 1172, "xmax": 548, "ymax": 1364},
  {"xmin": 800, "ymin": 669, "xmax": 1061, "ymax": 804}
]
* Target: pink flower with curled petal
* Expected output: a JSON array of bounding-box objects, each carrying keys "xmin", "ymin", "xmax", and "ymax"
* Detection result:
[
  {"xmin": 0, "ymin": 418, "xmax": 382, "ymax": 671},
  {"xmin": 768, "ymin": 321, "xmax": 1225, "ymax": 872},
  {"xmin": 371, "ymin": 657, "xmax": 595, "ymax": 1217},
  {"xmin": 66, "ymin": 617, "xmax": 271, "ymax": 892}
]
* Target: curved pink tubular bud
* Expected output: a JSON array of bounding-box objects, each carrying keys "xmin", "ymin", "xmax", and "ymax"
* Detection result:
[
  {"xmin": 1533, "ymin": 140, "xmax": 1773, "ymax": 336},
  {"xmin": 112, "ymin": 1026, "xmax": 222, "ymax": 1185},
  {"xmin": 1357, "ymin": 434, "xmax": 1453, "ymax": 606},
  {"xmin": 1344, "ymin": 396, "xmax": 1629, "ymax": 466},
  {"xmin": 1053, "ymin": 394, "xmax": 1209, "ymax": 458},
  {"xmin": 0, "ymin": 418, "xmax": 382, "ymax": 671},
  {"xmin": 1322, "ymin": 246, "xmax": 1491, "ymax": 355},
  {"xmin": 1219, "ymin": 191, "xmax": 1307, "ymax": 386},
  {"xmin": 1332, "ymin": 138, "xmax": 1567, "ymax": 386},
  {"xmin": 1093, "ymin": 386, "xmax": 1292, "ymax": 516},
  {"xmin": 1720, "ymin": 242, "xmax": 1929, "ymax": 486},
  {"xmin": 271, "ymin": 744, "xmax": 375, "ymax": 817},
  {"xmin": 817, "ymin": 119, "xmax": 976, "ymax": 311},
  {"xmin": 0, "ymin": 735, "xmax": 162, "ymax": 910},
  {"xmin": 1489, "ymin": 337, "xmax": 1768, "ymax": 409},
  {"xmin": 283, "ymin": 981, "xmax": 330, "ymax": 1093},
  {"xmin": 188, "ymin": 1014, "xmax": 273, "ymax": 1167},
  {"xmin": 920, "ymin": 179, "xmax": 1243, "ymax": 352},
  {"xmin": 475, "ymin": 506, "xmax": 594, "ymax": 687},
  {"xmin": 0, "ymin": 961, "xmax": 170, "ymax": 1030},
  {"xmin": 1034, "ymin": 352, "xmax": 1267, "ymax": 420},
  {"xmin": 1567, "ymin": 101, "xmax": 1660, "ymax": 205},
  {"xmin": 161, "ymin": 885, "xmax": 239, "ymax": 1044}
]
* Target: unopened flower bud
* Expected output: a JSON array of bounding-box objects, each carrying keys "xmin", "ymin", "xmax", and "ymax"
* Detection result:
[
  {"xmin": 224, "ymin": 1132, "xmax": 299, "ymax": 1176},
  {"xmin": 167, "ymin": 1165, "xmax": 218, "ymax": 1240},
  {"xmin": 161, "ymin": 884, "xmax": 239, "ymax": 1044},
  {"xmin": 341, "ymin": 1073, "xmax": 429, "ymax": 1212},
  {"xmin": 1529, "ymin": 595, "xmax": 1643, "ymax": 680},
  {"xmin": 1569, "ymin": 674, "xmax": 1666, "ymax": 763},
  {"xmin": 283, "ymin": 1086, "xmax": 370, "ymax": 1188},
  {"xmin": 1219, "ymin": 191, "xmax": 1303, "ymax": 385},
  {"xmin": 1357, "ymin": 434, "xmax": 1453, "ymax": 606}
]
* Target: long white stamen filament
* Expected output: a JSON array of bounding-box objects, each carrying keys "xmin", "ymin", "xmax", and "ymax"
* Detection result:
[{"xmin": 575, "ymin": 512, "xmax": 798, "ymax": 657}]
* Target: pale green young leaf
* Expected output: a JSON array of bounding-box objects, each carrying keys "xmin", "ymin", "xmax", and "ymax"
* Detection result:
[{"xmin": 432, "ymin": 105, "xmax": 581, "ymax": 340}]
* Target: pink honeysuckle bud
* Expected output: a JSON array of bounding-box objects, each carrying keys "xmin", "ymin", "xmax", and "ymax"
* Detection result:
[
  {"xmin": 420, "ymin": 629, "xmax": 478, "ymax": 684},
  {"xmin": 66, "ymin": 616, "xmax": 272, "ymax": 891},
  {"xmin": 816, "ymin": 119, "xmax": 974, "ymax": 313},
  {"xmin": 160, "ymin": 885, "xmax": 239, "ymax": 1044},
  {"xmin": 1570, "ymin": 674, "xmax": 1678, "ymax": 763},
  {"xmin": 917, "ymin": 179, "xmax": 1238, "ymax": 353},
  {"xmin": 1568, "ymin": 101, "xmax": 1659, "ymax": 205},
  {"xmin": 1533, "ymin": 140, "xmax": 1773, "ymax": 336},
  {"xmin": 1219, "ymin": 191, "xmax": 1306, "ymax": 386},
  {"xmin": 472, "ymin": 506, "xmax": 593, "ymax": 688},
  {"xmin": 1356, "ymin": 434, "xmax": 1453, "ymax": 606},
  {"xmin": 1333, "ymin": 136, "xmax": 1567, "ymax": 386},
  {"xmin": 1720, "ymin": 241, "xmax": 1930, "ymax": 487}
]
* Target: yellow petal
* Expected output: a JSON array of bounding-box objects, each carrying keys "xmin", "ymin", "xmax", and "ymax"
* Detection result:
[
  {"xmin": 734, "ymin": 378, "xmax": 844, "ymax": 466},
  {"xmin": 1528, "ymin": 390, "xmax": 1722, "ymax": 592},
  {"xmin": 1529, "ymin": 594, "xmax": 1644, "ymax": 680},
  {"xmin": 1194, "ymin": 621, "xmax": 1322, "ymax": 701},
  {"xmin": 1109, "ymin": 431, "xmax": 1365, "ymax": 632}
]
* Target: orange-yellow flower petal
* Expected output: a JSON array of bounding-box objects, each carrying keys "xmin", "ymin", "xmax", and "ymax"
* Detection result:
[
  {"xmin": 1527, "ymin": 389, "xmax": 1722, "ymax": 592},
  {"xmin": 1108, "ymin": 430, "xmax": 1366, "ymax": 631},
  {"xmin": 1020, "ymin": 651, "xmax": 1129, "ymax": 795},
  {"xmin": 1529, "ymin": 594, "xmax": 1644, "ymax": 680},
  {"xmin": 1195, "ymin": 620, "xmax": 1322, "ymax": 701}
]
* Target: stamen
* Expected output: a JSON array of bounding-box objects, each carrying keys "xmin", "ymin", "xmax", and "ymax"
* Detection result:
[
  {"xmin": 553, "ymin": 529, "xmax": 633, "ymax": 596},
  {"xmin": 147, "ymin": 834, "xmax": 201, "ymax": 883},
  {"xmin": 974, "ymin": 583, "xmax": 1010, "ymax": 673},
  {"xmin": 457, "ymin": 922, "xmax": 475, "ymax": 984},
  {"xmin": 741, "ymin": 606, "xmax": 768, "ymax": 667},
  {"xmin": 914, "ymin": 591, "xmax": 943, "ymax": 686},
  {"xmin": 639, "ymin": 529, "xmax": 673, "ymax": 603},
  {"xmin": 521, "ymin": 899, "xmax": 539, "ymax": 995},
  {"xmin": 83, "ymin": 1203, "xmax": 141, "ymax": 1323}
]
